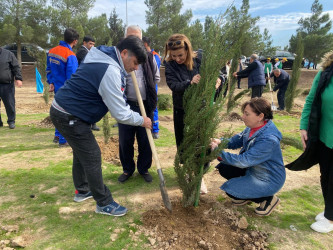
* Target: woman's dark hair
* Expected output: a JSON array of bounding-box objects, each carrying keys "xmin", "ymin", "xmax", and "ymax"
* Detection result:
[
  {"xmin": 64, "ymin": 28, "xmax": 79, "ymax": 44},
  {"xmin": 116, "ymin": 35, "xmax": 147, "ymax": 64},
  {"xmin": 241, "ymin": 97, "xmax": 273, "ymax": 120}
]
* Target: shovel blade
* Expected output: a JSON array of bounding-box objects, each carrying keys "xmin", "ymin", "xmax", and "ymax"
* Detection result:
[{"xmin": 159, "ymin": 181, "xmax": 172, "ymax": 212}]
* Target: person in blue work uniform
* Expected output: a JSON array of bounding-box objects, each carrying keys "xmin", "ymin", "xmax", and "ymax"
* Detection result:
[{"xmin": 46, "ymin": 28, "xmax": 79, "ymax": 147}]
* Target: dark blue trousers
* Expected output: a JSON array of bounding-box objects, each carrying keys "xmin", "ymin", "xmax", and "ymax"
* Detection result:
[
  {"xmin": 118, "ymin": 102, "xmax": 152, "ymax": 175},
  {"xmin": 277, "ymin": 85, "xmax": 288, "ymax": 110}
]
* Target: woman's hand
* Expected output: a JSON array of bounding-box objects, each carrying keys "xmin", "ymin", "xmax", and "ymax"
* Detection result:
[
  {"xmin": 215, "ymin": 78, "xmax": 221, "ymax": 89},
  {"xmin": 191, "ymin": 74, "xmax": 201, "ymax": 85},
  {"xmin": 210, "ymin": 138, "xmax": 221, "ymax": 150},
  {"xmin": 300, "ymin": 130, "xmax": 308, "ymax": 150}
]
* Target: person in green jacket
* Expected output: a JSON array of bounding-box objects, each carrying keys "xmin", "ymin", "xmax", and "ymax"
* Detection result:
[
  {"xmin": 299, "ymin": 50, "xmax": 333, "ymax": 233},
  {"xmin": 264, "ymin": 58, "xmax": 272, "ymax": 84}
]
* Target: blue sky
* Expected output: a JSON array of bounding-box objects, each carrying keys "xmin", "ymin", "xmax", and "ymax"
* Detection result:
[{"xmin": 89, "ymin": 0, "xmax": 333, "ymax": 49}]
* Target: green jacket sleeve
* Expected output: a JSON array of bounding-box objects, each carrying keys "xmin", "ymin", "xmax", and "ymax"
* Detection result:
[{"xmin": 300, "ymin": 71, "xmax": 321, "ymax": 130}]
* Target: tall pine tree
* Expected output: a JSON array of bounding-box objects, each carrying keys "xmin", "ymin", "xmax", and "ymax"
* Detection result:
[
  {"xmin": 144, "ymin": 0, "xmax": 192, "ymax": 53},
  {"xmin": 289, "ymin": 0, "xmax": 333, "ymax": 66},
  {"xmin": 0, "ymin": 0, "xmax": 51, "ymax": 65}
]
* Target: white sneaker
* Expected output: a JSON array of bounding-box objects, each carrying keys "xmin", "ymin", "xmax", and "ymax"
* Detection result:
[
  {"xmin": 315, "ymin": 211, "xmax": 325, "ymax": 221},
  {"xmin": 310, "ymin": 218, "xmax": 333, "ymax": 233}
]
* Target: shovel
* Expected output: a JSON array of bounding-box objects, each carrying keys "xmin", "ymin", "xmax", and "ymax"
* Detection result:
[
  {"xmin": 130, "ymin": 71, "xmax": 172, "ymax": 212},
  {"xmin": 267, "ymin": 68, "xmax": 277, "ymax": 111}
]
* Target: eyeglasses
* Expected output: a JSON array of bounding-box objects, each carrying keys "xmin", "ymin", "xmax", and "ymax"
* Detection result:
[{"xmin": 167, "ymin": 40, "xmax": 183, "ymax": 48}]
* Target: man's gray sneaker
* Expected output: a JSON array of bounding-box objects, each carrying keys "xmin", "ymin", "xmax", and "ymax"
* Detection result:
[
  {"xmin": 95, "ymin": 201, "xmax": 127, "ymax": 216},
  {"xmin": 74, "ymin": 191, "xmax": 93, "ymax": 202},
  {"xmin": 8, "ymin": 123, "xmax": 15, "ymax": 129}
]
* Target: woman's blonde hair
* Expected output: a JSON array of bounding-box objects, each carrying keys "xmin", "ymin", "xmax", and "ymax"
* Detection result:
[{"xmin": 164, "ymin": 33, "xmax": 195, "ymax": 70}]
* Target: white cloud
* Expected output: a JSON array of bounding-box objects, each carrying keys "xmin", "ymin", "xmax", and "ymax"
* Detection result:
[
  {"xmin": 182, "ymin": 0, "xmax": 232, "ymax": 11},
  {"xmin": 89, "ymin": 0, "xmax": 148, "ymax": 29},
  {"xmin": 258, "ymin": 12, "xmax": 311, "ymax": 33},
  {"xmin": 259, "ymin": 9, "xmax": 333, "ymax": 34},
  {"xmin": 249, "ymin": 1, "xmax": 289, "ymax": 13}
]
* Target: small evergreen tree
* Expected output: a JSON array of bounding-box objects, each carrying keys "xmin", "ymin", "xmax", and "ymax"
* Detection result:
[
  {"xmin": 103, "ymin": 114, "xmax": 111, "ymax": 144},
  {"xmin": 285, "ymin": 33, "xmax": 304, "ymax": 112},
  {"xmin": 174, "ymin": 11, "xmax": 232, "ymax": 207}
]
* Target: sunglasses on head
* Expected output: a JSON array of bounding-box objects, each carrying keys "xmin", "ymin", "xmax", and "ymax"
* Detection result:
[{"xmin": 167, "ymin": 40, "xmax": 183, "ymax": 48}]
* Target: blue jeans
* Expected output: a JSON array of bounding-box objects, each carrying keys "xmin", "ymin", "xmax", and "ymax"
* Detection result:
[{"xmin": 216, "ymin": 162, "xmax": 272, "ymax": 203}]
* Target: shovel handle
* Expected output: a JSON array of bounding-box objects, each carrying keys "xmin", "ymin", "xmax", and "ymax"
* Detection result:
[
  {"xmin": 130, "ymin": 72, "xmax": 163, "ymax": 172},
  {"xmin": 266, "ymin": 68, "xmax": 272, "ymax": 91}
]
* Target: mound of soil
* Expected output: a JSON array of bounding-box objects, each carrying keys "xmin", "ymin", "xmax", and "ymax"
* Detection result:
[
  {"xmin": 40, "ymin": 116, "xmax": 54, "ymax": 128},
  {"xmin": 96, "ymin": 136, "xmax": 137, "ymax": 166},
  {"xmin": 140, "ymin": 198, "xmax": 268, "ymax": 250}
]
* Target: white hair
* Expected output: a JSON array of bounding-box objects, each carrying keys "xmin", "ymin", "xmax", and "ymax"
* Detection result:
[
  {"xmin": 250, "ymin": 54, "xmax": 258, "ymax": 60},
  {"xmin": 125, "ymin": 25, "xmax": 142, "ymax": 39}
]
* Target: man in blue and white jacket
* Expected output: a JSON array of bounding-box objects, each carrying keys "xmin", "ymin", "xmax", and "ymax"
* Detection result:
[{"xmin": 50, "ymin": 36, "xmax": 152, "ymax": 217}]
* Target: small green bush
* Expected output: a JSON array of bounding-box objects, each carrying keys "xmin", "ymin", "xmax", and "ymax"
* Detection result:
[{"xmin": 157, "ymin": 94, "xmax": 173, "ymax": 110}]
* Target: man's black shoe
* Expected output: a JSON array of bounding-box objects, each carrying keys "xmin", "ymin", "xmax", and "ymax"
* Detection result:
[
  {"xmin": 91, "ymin": 123, "xmax": 100, "ymax": 131},
  {"xmin": 8, "ymin": 123, "xmax": 15, "ymax": 129},
  {"xmin": 53, "ymin": 136, "xmax": 59, "ymax": 143},
  {"xmin": 118, "ymin": 173, "xmax": 131, "ymax": 183},
  {"xmin": 141, "ymin": 172, "xmax": 153, "ymax": 183}
]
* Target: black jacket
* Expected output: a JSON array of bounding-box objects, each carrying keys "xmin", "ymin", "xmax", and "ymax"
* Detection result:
[
  {"xmin": 286, "ymin": 64, "xmax": 333, "ymax": 171},
  {"xmin": 142, "ymin": 52, "xmax": 158, "ymax": 119},
  {"xmin": 165, "ymin": 58, "xmax": 200, "ymax": 109},
  {"xmin": 76, "ymin": 45, "xmax": 88, "ymax": 65},
  {"xmin": 270, "ymin": 69, "xmax": 290, "ymax": 91},
  {"xmin": 0, "ymin": 48, "xmax": 23, "ymax": 84}
]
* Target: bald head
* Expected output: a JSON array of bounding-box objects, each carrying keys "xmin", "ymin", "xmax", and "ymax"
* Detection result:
[
  {"xmin": 250, "ymin": 54, "xmax": 258, "ymax": 63},
  {"xmin": 125, "ymin": 25, "xmax": 142, "ymax": 39}
]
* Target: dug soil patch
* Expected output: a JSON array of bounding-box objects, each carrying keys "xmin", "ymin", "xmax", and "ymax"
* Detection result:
[
  {"xmin": 97, "ymin": 136, "xmax": 122, "ymax": 166},
  {"xmin": 140, "ymin": 198, "xmax": 268, "ymax": 250}
]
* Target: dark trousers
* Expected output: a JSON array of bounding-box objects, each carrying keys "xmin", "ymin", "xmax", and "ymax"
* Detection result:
[
  {"xmin": 318, "ymin": 140, "xmax": 333, "ymax": 220},
  {"xmin": 216, "ymin": 162, "xmax": 272, "ymax": 203},
  {"xmin": 118, "ymin": 102, "xmax": 152, "ymax": 175},
  {"xmin": 277, "ymin": 85, "xmax": 288, "ymax": 110},
  {"xmin": 251, "ymin": 85, "xmax": 264, "ymax": 98},
  {"xmin": 0, "ymin": 83, "xmax": 15, "ymax": 124},
  {"xmin": 50, "ymin": 106, "xmax": 113, "ymax": 207},
  {"xmin": 173, "ymin": 108, "xmax": 185, "ymax": 149},
  {"xmin": 237, "ymin": 78, "xmax": 241, "ymax": 88}
]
